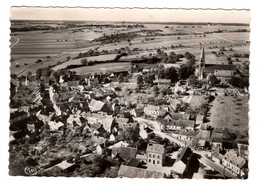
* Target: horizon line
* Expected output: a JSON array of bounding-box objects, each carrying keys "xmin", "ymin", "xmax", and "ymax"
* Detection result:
[{"xmin": 10, "ymin": 19, "xmax": 250, "ymax": 25}]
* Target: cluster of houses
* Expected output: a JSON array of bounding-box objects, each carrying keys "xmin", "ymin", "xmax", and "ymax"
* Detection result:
[{"xmin": 9, "ymin": 55, "xmax": 248, "ymax": 178}]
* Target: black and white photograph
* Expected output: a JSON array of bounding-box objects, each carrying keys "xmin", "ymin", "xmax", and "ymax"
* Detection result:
[{"xmin": 2, "ymin": 1, "xmax": 258, "ymax": 182}]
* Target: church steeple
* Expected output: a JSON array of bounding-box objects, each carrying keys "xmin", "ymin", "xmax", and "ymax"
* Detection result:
[{"xmin": 198, "ymin": 46, "xmax": 205, "ymax": 79}]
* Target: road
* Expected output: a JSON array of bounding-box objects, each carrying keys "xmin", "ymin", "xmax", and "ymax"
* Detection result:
[
  {"xmin": 10, "ymin": 36, "xmax": 19, "ymax": 48},
  {"xmin": 133, "ymin": 117, "xmax": 185, "ymax": 147},
  {"xmin": 196, "ymin": 153, "xmax": 237, "ymax": 179}
]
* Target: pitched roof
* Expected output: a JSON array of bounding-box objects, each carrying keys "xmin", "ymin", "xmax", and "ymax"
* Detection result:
[
  {"xmin": 194, "ymin": 130, "xmax": 211, "ymax": 140},
  {"xmin": 214, "ymin": 70, "xmax": 233, "ymax": 77},
  {"xmin": 179, "ymin": 130, "xmax": 198, "ymax": 137},
  {"xmin": 171, "ymin": 120, "xmax": 194, "ymax": 127},
  {"xmin": 169, "ymin": 113, "xmax": 190, "ymax": 120},
  {"xmin": 210, "ymin": 132, "xmax": 223, "ymax": 143},
  {"xmin": 48, "ymin": 121, "xmax": 64, "ymax": 130},
  {"xmin": 146, "ymin": 144, "xmax": 165, "ymax": 154},
  {"xmin": 67, "ymin": 81, "xmax": 79, "ymax": 87},
  {"xmin": 55, "ymin": 161, "xmax": 75, "ymax": 170},
  {"xmin": 144, "ymin": 105, "xmax": 160, "ymax": 112},
  {"xmin": 126, "ymin": 158, "xmax": 141, "ymax": 167},
  {"xmin": 113, "ymin": 147, "xmax": 137, "ymax": 160},
  {"xmin": 196, "ymin": 114, "xmax": 205, "ymax": 122},
  {"xmin": 212, "ymin": 151, "xmax": 224, "ymax": 160},
  {"xmin": 118, "ymin": 165, "xmax": 165, "ymax": 178},
  {"xmin": 89, "ymin": 99, "xmax": 105, "ymax": 111},
  {"xmin": 204, "ymin": 64, "xmax": 237, "ymax": 74},
  {"xmin": 175, "ymin": 147, "xmax": 193, "ymax": 164},
  {"xmin": 223, "ymin": 151, "xmax": 246, "ymax": 168},
  {"xmin": 131, "ymin": 108, "xmax": 144, "ymax": 117}
]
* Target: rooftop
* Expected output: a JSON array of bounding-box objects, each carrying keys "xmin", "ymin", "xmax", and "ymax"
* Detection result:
[
  {"xmin": 146, "ymin": 144, "xmax": 165, "ymax": 154},
  {"xmin": 118, "ymin": 165, "xmax": 165, "ymax": 178}
]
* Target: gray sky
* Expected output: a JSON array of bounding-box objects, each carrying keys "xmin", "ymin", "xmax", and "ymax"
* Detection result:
[{"xmin": 11, "ymin": 7, "xmax": 250, "ymax": 23}]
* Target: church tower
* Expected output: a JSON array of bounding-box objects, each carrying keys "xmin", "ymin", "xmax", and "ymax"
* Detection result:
[{"xmin": 198, "ymin": 46, "xmax": 205, "ymax": 79}]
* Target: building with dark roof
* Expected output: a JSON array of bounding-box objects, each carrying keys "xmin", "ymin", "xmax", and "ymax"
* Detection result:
[{"xmin": 171, "ymin": 147, "xmax": 193, "ymax": 177}]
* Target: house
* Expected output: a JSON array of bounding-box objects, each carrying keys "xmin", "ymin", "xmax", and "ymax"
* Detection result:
[
  {"xmin": 112, "ymin": 147, "xmax": 137, "ymax": 161},
  {"xmin": 171, "ymin": 147, "xmax": 193, "ymax": 177},
  {"xmin": 160, "ymin": 119, "xmax": 195, "ymax": 131},
  {"xmin": 210, "ymin": 132, "xmax": 224, "ymax": 149},
  {"xmin": 101, "ymin": 115, "xmax": 115, "ymax": 133},
  {"xmin": 215, "ymin": 87, "xmax": 226, "ymax": 96},
  {"xmin": 144, "ymin": 105, "xmax": 160, "ymax": 117},
  {"xmin": 139, "ymin": 125, "xmax": 148, "ymax": 139},
  {"xmin": 47, "ymin": 121, "xmax": 64, "ymax": 131},
  {"xmin": 109, "ymin": 134, "xmax": 116, "ymax": 142},
  {"xmin": 67, "ymin": 114, "xmax": 82, "ymax": 127},
  {"xmin": 55, "ymin": 160, "xmax": 75, "ymax": 171},
  {"xmin": 195, "ymin": 114, "xmax": 204, "ymax": 125},
  {"xmin": 163, "ymin": 114, "xmax": 173, "ymax": 121},
  {"xmin": 146, "ymin": 144, "xmax": 166, "ymax": 167},
  {"xmin": 130, "ymin": 108, "xmax": 144, "ymax": 117},
  {"xmin": 193, "ymin": 130, "xmax": 211, "ymax": 149},
  {"xmin": 86, "ymin": 113, "xmax": 104, "ymax": 124},
  {"xmin": 153, "ymin": 79, "xmax": 171, "ymax": 86},
  {"xmin": 222, "ymin": 151, "xmax": 246, "ymax": 176},
  {"xmin": 169, "ymin": 112, "xmax": 190, "ymax": 120},
  {"xmin": 203, "ymin": 64, "xmax": 237, "ymax": 78},
  {"xmin": 108, "ymin": 141, "xmax": 129, "ymax": 149},
  {"xmin": 89, "ymin": 99, "xmax": 109, "ymax": 112},
  {"xmin": 27, "ymin": 123, "xmax": 35, "ymax": 132},
  {"xmin": 96, "ymin": 142, "xmax": 107, "ymax": 155},
  {"xmin": 177, "ymin": 130, "xmax": 198, "ymax": 142},
  {"xmin": 169, "ymin": 98, "xmax": 182, "ymax": 112},
  {"xmin": 198, "ymin": 123, "xmax": 208, "ymax": 130},
  {"xmin": 210, "ymin": 151, "xmax": 224, "ymax": 164},
  {"xmin": 157, "ymin": 109, "xmax": 168, "ymax": 118},
  {"xmin": 136, "ymin": 154, "xmax": 147, "ymax": 163},
  {"xmin": 90, "ymin": 135, "xmax": 106, "ymax": 145},
  {"xmin": 118, "ymin": 165, "xmax": 165, "ymax": 178},
  {"xmin": 10, "ymin": 111, "xmax": 30, "ymax": 125},
  {"xmin": 214, "ymin": 70, "xmax": 234, "ymax": 83}
]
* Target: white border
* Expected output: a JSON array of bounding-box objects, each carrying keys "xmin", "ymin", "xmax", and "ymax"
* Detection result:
[{"xmin": 1, "ymin": 1, "xmax": 259, "ymax": 185}]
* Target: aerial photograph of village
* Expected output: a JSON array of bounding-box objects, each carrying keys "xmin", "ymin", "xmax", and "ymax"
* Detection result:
[{"xmin": 9, "ymin": 8, "xmax": 250, "ymax": 179}]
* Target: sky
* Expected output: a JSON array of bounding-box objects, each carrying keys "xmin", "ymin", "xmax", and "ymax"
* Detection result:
[{"xmin": 10, "ymin": 7, "xmax": 250, "ymax": 23}]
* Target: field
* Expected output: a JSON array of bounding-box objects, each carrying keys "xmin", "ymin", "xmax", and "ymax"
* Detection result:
[
  {"xmin": 209, "ymin": 96, "xmax": 249, "ymax": 142},
  {"xmin": 69, "ymin": 62, "xmax": 131, "ymax": 75},
  {"xmin": 10, "ymin": 21, "xmax": 250, "ymax": 76}
]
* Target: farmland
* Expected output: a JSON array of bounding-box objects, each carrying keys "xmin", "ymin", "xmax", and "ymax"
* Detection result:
[
  {"xmin": 69, "ymin": 62, "xmax": 131, "ymax": 75},
  {"xmin": 10, "ymin": 21, "xmax": 250, "ymax": 77}
]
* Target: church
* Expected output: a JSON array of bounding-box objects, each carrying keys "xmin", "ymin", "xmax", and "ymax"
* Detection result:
[{"xmin": 195, "ymin": 46, "xmax": 238, "ymax": 83}]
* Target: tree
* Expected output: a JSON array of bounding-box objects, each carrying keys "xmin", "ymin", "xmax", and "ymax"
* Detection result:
[
  {"xmin": 164, "ymin": 67, "xmax": 178, "ymax": 83},
  {"xmin": 158, "ymin": 68, "xmax": 165, "ymax": 79},
  {"xmin": 81, "ymin": 58, "xmax": 88, "ymax": 65},
  {"xmin": 179, "ymin": 64, "xmax": 195, "ymax": 79},
  {"xmin": 144, "ymin": 73, "xmax": 155, "ymax": 85},
  {"xmin": 137, "ymin": 74, "xmax": 143, "ymax": 84},
  {"xmin": 152, "ymin": 85, "xmax": 160, "ymax": 95},
  {"xmin": 207, "ymin": 74, "xmax": 219, "ymax": 86},
  {"xmin": 188, "ymin": 75, "xmax": 199, "ymax": 87},
  {"xmin": 26, "ymin": 71, "xmax": 32, "ymax": 78}
]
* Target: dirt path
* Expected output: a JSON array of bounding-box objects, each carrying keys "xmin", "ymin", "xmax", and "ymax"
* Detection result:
[
  {"xmin": 212, "ymin": 34, "xmax": 236, "ymax": 43},
  {"xmin": 10, "ymin": 36, "xmax": 20, "ymax": 48}
]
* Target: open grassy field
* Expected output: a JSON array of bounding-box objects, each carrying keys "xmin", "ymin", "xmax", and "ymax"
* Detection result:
[
  {"xmin": 69, "ymin": 62, "xmax": 131, "ymax": 75},
  {"xmin": 209, "ymin": 95, "xmax": 249, "ymax": 142}
]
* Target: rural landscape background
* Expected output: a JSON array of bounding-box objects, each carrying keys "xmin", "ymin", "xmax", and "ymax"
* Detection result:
[{"xmin": 9, "ymin": 8, "xmax": 250, "ymax": 179}]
